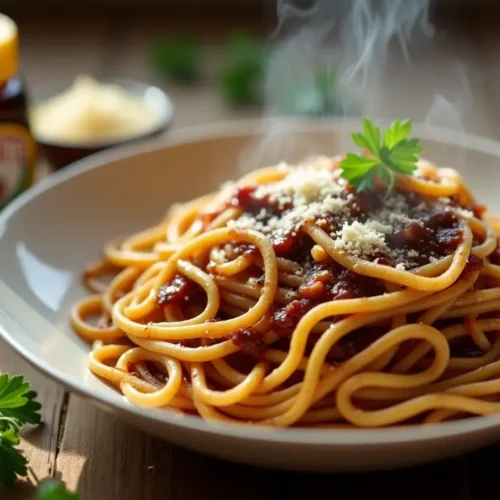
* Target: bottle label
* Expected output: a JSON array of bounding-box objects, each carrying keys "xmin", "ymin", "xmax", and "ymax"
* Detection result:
[{"xmin": 0, "ymin": 123, "xmax": 35, "ymax": 209}]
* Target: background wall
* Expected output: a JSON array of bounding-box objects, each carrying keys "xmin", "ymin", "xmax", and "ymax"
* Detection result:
[{"xmin": 4, "ymin": 0, "xmax": 500, "ymax": 9}]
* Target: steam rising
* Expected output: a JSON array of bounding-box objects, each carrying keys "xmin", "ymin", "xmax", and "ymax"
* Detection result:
[
  {"xmin": 265, "ymin": 0, "xmax": 432, "ymax": 117},
  {"xmin": 240, "ymin": 0, "xmax": 474, "ymax": 173}
]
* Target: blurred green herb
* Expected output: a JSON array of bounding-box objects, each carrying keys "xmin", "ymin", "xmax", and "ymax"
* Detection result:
[
  {"xmin": 150, "ymin": 36, "xmax": 200, "ymax": 83},
  {"xmin": 36, "ymin": 479, "xmax": 79, "ymax": 500},
  {"xmin": 280, "ymin": 67, "xmax": 343, "ymax": 116},
  {"xmin": 219, "ymin": 33, "xmax": 266, "ymax": 106},
  {"xmin": 0, "ymin": 373, "xmax": 78, "ymax": 497}
]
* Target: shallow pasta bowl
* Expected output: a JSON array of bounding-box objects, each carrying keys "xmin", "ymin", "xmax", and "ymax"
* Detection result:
[{"xmin": 1, "ymin": 118, "xmax": 500, "ymax": 472}]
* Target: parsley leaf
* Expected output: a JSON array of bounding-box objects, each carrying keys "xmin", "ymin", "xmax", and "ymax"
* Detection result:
[
  {"xmin": 0, "ymin": 374, "xmax": 42, "ymax": 488},
  {"xmin": 0, "ymin": 374, "xmax": 42, "ymax": 427},
  {"xmin": 0, "ymin": 428, "xmax": 27, "ymax": 487},
  {"xmin": 383, "ymin": 119, "xmax": 411, "ymax": 148},
  {"xmin": 339, "ymin": 118, "xmax": 423, "ymax": 192},
  {"xmin": 0, "ymin": 373, "xmax": 77, "ymax": 496},
  {"xmin": 37, "ymin": 479, "xmax": 79, "ymax": 500}
]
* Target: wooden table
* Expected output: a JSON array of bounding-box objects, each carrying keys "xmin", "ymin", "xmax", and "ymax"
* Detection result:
[{"xmin": 3, "ymin": 7, "xmax": 500, "ymax": 499}]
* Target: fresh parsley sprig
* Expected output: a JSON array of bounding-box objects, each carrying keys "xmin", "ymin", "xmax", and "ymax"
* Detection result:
[
  {"xmin": 0, "ymin": 427, "xmax": 28, "ymax": 487},
  {"xmin": 0, "ymin": 374, "xmax": 42, "ymax": 428},
  {"xmin": 0, "ymin": 373, "xmax": 78, "ymax": 498},
  {"xmin": 0, "ymin": 374, "xmax": 41, "ymax": 487},
  {"xmin": 339, "ymin": 118, "xmax": 423, "ymax": 192}
]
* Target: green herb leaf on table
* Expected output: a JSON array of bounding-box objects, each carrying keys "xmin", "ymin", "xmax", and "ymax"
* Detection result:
[
  {"xmin": 339, "ymin": 118, "xmax": 423, "ymax": 193},
  {"xmin": 36, "ymin": 479, "xmax": 79, "ymax": 500},
  {"xmin": 0, "ymin": 374, "xmax": 42, "ymax": 488},
  {"xmin": 0, "ymin": 374, "xmax": 42, "ymax": 427},
  {"xmin": 0, "ymin": 427, "xmax": 27, "ymax": 488}
]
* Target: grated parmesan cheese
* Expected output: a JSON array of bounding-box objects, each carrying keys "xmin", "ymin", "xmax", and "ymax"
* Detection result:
[
  {"xmin": 365, "ymin": 220, "xmax": 392, "ymax": 234},
  {"xmin": 223, "ymin": 158, "xmax": 462, "ymax": 268},
  {"xmin": 373, "ymin": 194, "xmax": 416, "ymax": 226},
  {"xmin": 228, "ymin": 159, "xmax": 348, "ymax": 236},
  {"xmin": 455, "ymin": 207, "xmax": 473, "ymax": 219},
  {"xmin": 254, "ymin": 165, "xmax": 343, "ymax": 206},
  {"xmin": 333, "ymin": 221, "xmax": 389, "ymax": 257}
]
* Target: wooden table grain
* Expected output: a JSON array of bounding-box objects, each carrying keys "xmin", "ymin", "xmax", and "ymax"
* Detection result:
[{"xmin": 3, "ymin": 7, "xmax": 500, "ymax": 499}]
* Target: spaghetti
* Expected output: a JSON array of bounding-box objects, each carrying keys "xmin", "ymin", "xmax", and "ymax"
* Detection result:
[{"xmin": 71, "ymin": 154, "xmax": 500, "ymax": 428}]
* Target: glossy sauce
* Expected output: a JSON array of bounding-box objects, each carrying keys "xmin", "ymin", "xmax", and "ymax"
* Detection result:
[
  {"xmin": 229, "ymin": 185, "xmax": 465, "ymax": 266},
  {"xmin": 159, "ymin": 178, "xmax": 483, "ymax": 359},
  {"xmin": 157, "ymin": 274, "xmax": 200, "ymax": 306},
  {"xmin": 230, "ymin": 328, "xmax": 266, "ymax": 358},
  {"xmin": 270, "ymin": 262, "xmax": 384, "ymax": 337}
]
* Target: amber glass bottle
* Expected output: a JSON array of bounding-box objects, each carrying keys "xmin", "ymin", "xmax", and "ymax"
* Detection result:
[{"xmin": 0, "ymin": 13, "xmax": 36, "ymax": 209}]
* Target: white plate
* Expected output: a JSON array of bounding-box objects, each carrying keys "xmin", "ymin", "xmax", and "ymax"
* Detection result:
[{"xmin": 2, "ymin": 118, "xmax": 500, "ymax": 472}]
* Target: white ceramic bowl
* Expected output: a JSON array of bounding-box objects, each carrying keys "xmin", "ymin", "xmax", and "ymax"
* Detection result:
[
  {"xmin": 2, "ymin": 118, "xmax": 500, "ymax": 472},
  {"xmin": 29, "ymin": 77, "xmax": 174, "ymax": 170}
]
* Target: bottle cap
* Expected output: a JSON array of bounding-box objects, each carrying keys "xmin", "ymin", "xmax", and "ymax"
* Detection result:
[{"xmin": 0, "ymin": 14, "xmax": 19, "ymax": 84}]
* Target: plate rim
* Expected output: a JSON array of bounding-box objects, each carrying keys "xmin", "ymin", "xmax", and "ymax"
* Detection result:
[{"xmin": 2, "ymin": 116, "xmax": 500, "ymax": 447}]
